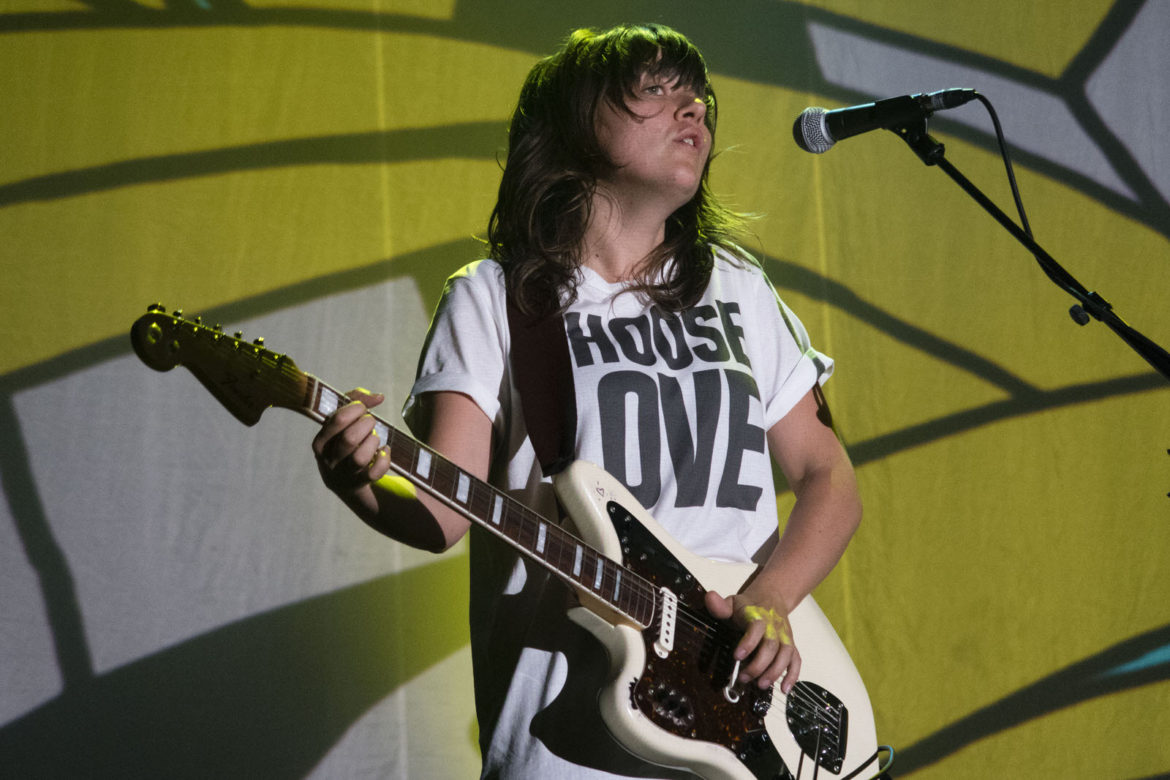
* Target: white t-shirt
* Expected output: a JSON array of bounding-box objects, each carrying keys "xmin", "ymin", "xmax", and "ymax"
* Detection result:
[{"xmin": 405, "ymin": 252, "xmax": 832, "ymax": 779}]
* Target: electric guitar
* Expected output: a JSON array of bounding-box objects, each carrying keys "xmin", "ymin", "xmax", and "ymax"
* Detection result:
[{"xmin": 130, "ymin": 304, "xmax": 885, "ymax": 780}]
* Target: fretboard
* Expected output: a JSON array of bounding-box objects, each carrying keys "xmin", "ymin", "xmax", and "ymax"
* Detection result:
[{"xmin": 303, "ymin": 376, "xmax": 658, "ymax": 629}]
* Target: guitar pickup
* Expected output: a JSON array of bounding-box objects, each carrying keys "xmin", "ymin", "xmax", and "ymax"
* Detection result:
[{"xmin": 653, "ymin": 587, "xmax": 678, "ymax": 658}]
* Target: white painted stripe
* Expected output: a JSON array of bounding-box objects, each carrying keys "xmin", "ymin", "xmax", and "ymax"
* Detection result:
[
  {"xmin": 490, "ymin": 495, "xmax": 503, "ymax": 525},
  {"xmin": 807, "ymin": 21, "xmax": 1134, "ymax": 198},
  {"xmin": 536, "ymin": 522, "xmax": 547, "ymax": 554},
  {"xmin": 456, "ymin": 473, "xmax": 470, "ymax": 503},
  {"xmin": 415, "ymin": 450, "xmax": 432, "ymax": 478},
  {"xmin": 573, "ymin": 545, "xmax": 583, "ymax": 577}
]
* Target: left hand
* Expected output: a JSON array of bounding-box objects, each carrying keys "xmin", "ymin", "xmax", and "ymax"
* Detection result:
[{"xmin": 704, "ymin": 590, "xmax": 800, "ymax": 694}]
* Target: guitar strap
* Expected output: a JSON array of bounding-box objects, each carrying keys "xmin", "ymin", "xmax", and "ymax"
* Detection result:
[{"xmin": 506, "ymin": 296, "xmax": 577, "ymax": 477}]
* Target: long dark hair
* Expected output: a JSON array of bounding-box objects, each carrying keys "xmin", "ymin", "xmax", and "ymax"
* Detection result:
[{"xmin": 487, "ymin": 23, "xmax": 750, "ymax": 317}]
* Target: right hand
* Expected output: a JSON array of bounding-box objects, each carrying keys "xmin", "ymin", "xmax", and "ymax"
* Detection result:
[{"xmin": 311, "ymin": 387, "xmax": 391, "ymax": 494}]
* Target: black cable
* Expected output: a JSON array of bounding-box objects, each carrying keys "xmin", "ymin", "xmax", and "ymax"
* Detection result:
[{"xmin": 974, "ymin": 92, "xmax": 1032, "ymax": 239}]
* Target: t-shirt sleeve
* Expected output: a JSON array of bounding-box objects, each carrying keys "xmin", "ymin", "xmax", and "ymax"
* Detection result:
[
  {"xmin": 402, "ymin": 261, "xmax": 510, "ymax": 437},
  {"xmin": 749, "ymin": 266, "xmax": 834, "ymax": 429}
]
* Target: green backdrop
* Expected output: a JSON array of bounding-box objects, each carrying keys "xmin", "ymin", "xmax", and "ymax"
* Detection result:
[{"xmin": 3, "ymin": 2, "xmax": 1168, "ymax": 777}]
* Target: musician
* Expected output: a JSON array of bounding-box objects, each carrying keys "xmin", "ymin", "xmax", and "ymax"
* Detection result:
[{"xmin": 313, "ymin": 23, "xmax": 862, "ymax": 778}]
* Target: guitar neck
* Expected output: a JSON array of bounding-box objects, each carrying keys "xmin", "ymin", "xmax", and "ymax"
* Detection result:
[
  {"xmin": 128, "ymin": 306, "xmax": 657, "ymax": 629},
  {"xmin": 298, "ymin": 375, "xmax": 657, "ymax": 629}
]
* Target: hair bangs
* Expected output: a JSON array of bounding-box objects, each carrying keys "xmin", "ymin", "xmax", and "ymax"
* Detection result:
[{"xmin": 599, "ymin": 25, "xmax": 715, "ymax": 125}]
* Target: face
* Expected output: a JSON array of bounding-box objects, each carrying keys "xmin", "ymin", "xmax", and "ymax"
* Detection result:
[{"xmin": 594, "ymin": 70, "xmax": 712, "ymax": 212}]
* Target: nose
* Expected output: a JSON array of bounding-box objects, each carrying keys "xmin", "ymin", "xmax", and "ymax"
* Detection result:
[{"xmin": 679, "ymin": 95, "xmax": 707, "ymax": 123}]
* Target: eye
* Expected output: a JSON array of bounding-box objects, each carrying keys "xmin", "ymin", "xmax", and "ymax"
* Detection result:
[{"xmin": 642, "ymin": 83, "xmax": 665, "ymax": 96}]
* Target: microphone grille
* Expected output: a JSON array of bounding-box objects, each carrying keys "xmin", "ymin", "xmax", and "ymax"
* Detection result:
[{"xmin": 793, "ymin": 107, "xmax": 834, "ymax": 154}]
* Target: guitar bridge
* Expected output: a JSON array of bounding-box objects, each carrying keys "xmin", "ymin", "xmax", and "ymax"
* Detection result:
[{"xmin": 786, "ymin": 681, "xmax": 848, "ymax": 774}]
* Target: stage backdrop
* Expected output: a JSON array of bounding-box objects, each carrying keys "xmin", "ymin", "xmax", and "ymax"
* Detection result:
[{"xmin": 2, "ymin": 2, "xmax": 1168, "ymax": 778}]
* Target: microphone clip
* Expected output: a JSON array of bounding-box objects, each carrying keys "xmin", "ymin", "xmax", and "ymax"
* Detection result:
[{"xmin": 889, "ymin": 119, "xmax": 946, "ymax": 166}]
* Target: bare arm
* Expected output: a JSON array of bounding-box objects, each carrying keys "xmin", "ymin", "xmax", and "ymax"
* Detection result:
[
  {"xmin": 705, "ymin": 386, "xmax": 862, "ymax": 692},
  {"xmin": 312, "ymin": 389, "xmax": 493, "ymax": 552}
]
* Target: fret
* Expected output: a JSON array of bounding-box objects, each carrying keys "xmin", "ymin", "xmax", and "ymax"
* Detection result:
[
  {"xmin": 466, "ymin": 481, "xmax": 492, "ymax": 524},
  {"xmin": 548, "ymin": 532, "xmax": 572, "ymax": 575},
  {"xmin": 516, "ymin": 514, "xmax": 538, "ymax": 552},
  {"xmin": 436, "ymin": 461, "xmax": 462, "ymax": 502},
  {"xmin": 387, "ymin": 429, "xmax": 416, "ymax": 472},
  {"xmin": 300, "ymin": 375, "xmax": 317, "ymax": 412}
]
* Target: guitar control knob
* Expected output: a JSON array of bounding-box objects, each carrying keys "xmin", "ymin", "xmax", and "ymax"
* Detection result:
[
  {"xmin": 253, "ymin": 337, "xmax": 265, "ymax": 347},
  {"xmin": 173, "ymin": 309, "xmax": 184, "ymax": 319},
  {"xmin": 147, "ymin": 303, "xmax": 165, "ymax": 313}
]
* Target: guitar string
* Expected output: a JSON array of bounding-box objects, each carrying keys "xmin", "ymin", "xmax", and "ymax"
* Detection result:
[
  {"xmin": 244, "ymin": 345, "xmax": 842, "ymax": 739},
  {"xmin": 668, "ymin": 623, "xmax": 842, "ymax": 739},
  {"xmin": 668, "ymin": 603, "xmax": 845, "ymax": 739},
  {"xmin": 289, "ymin": 365, "xmax": 660, "ymax": 623},
  {"xmin": 373, "ymin": 414, "xmax": 663, "ymax": 626}
]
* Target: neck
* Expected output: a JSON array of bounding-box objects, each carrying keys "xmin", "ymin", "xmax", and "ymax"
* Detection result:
[{"xmin": 582, "ymin": 186, "xmax": 672, "ymax": 283}]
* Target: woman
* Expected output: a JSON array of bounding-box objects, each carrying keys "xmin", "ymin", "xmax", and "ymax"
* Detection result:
[{"xmin": 313, "ymin": 23, "xmax": 862, "ymax": 778}]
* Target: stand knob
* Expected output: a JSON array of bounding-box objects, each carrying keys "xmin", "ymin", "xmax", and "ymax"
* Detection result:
[{"xmin": 1069, "ymin": 305, "xmax": 1090, "ymax": 326}]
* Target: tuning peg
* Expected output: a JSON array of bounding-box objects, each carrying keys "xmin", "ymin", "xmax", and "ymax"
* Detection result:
[
  {"xmin": 234, "ymin": 331, "xmax": 244, "ymax": 339},
  {"xmin": 253, "ymin": 337, "xmax": 265, "ymax": 347},
  {"xmin": 174, "ymin": 309, "xmax": 184, "ymax": 319},
  {"xmin": 213, "ymin": 323, "xmax": 223, "ymax": 332}
]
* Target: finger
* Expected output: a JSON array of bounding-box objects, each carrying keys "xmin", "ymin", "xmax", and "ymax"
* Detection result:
[
  {"xmin": 755, "ymin": 641, "xmax": 795, "ymax": 690},
  {"xmin": 319, "ymin": 431, "xmax": 383, "ymax": 492},
  {"xmin": 349, "ymin": 413, "xmax": 393, "ymax": 468},
  {"xmin": 346, "ymin": 387, "xmax": 385, "ymax": 409},
  {"xmin": 367, "ymin": 446, "xmax": 391, "ymax": 480},
  {"xmin": 322, "ymin": 413, "xmax": 378, "ymax": 469},
  {"xmin": 704, "ymin": 590, "xmax": 734, "ymax": 620},
  {"xmin": 739, "ymin": 630, "xmax": 781, "ymax": 680},
  {"xmin": 733, "ymin": 618, "xmax": 767, "ymax": 666},
  {"xmin": 779, "ymin": 648, "xmax": 802, "ymax": 693},
  {"xmin": 312, "ymin": 400, "xmax": 371, "ymax": 456}
]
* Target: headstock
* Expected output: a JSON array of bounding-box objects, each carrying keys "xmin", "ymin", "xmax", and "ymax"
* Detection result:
[{"xmin": 130, "ymin": 304, "xmax": 308, "ymax": 426}]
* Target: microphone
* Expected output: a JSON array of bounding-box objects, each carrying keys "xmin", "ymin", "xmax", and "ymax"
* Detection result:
[{"xmin": 793, "ymin": 88, "xmax": 977, "ymax": 153}]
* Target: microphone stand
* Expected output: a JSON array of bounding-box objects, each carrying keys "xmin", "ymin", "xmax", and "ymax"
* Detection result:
[{"xmin": 891, "ymin": 119, "xmax": 1170, "ymax": 384}]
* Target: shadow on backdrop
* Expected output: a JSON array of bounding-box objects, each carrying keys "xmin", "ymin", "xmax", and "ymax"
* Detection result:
[
  {"xmin": 0, "ymin": 554, "xmax": 472, "ymax": 778},
  {"xmin": 3, "ymin": 1, "xmax": 1169, "ymax": 774},
  {"xmin": 2, "ymin": 234, "xmax": 1166, "ymax": 776},
  {"xmin": 895, "ymin": 622, "xmax": 1170, "ymax": 775},
  {"xmin": 1, "ymin": 0, "xmax": 1165, "ymax": 237}
]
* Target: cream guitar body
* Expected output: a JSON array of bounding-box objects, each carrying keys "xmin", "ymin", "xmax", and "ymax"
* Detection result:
[{"xmin": 557, "ymin": 460, "xmax": 878, "ymax": 779}]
